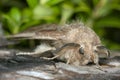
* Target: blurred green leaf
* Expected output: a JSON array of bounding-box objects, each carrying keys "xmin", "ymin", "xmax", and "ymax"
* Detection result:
[
  {"xmin": 9, "ymin": 7, "xmax": 21, "ymax": 25},
  {"xmin": 33, "ymin": 5, "xmax": 53, "ymax": 20},
  {"xmin": 60, "ymin": 3, "xmax": 74, "ymax": 24},
  {"xmin": 40, "ymin": 0, "xmax": 49, "ymax": 5},
  {"xmin": 2, "ymin": 14, "xmax": 20, "ymax": 34},
  {"xmin": 26, "ymin": 0, "xmax": 39, "ymax": 8},
  {"xmin": 94, "ymin": 17, "xmax": 120, "ymax": 28},
  {"xmin": 92, "ymin": 0, "xmax": 112, "ymax": 18},
  {"xmin": 22, "ymin": 8, "xmax": 33, "ymax": 23},
  {"xmin": 110, "ymin": 2, "xmax": 120, "ymax": 10},
  {"xmin": 46, "ymin": 0, "xmax": 64, "ymax": 5},
  {"xmin": 93, "ymin": 0, "xmax": 99, "ymax": 6},
  {"xmin": 75, "ymin": 2, "xmax": 91, "ymax": 14}
]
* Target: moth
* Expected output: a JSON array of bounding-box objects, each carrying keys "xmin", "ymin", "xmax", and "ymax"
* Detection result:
[{"xmin": 7, "ymin": 22, "xmax": 110, "ymax": 66}]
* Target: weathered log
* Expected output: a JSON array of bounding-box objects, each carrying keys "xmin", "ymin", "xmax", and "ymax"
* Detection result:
[{"xmin": 0, "ymin": 50, "xmax": 120, "ymax": 80}]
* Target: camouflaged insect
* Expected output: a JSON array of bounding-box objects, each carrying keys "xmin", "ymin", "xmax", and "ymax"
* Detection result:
[{"xmin": 8, "ymin": 22, "xmax": 110, "ymax": 66}]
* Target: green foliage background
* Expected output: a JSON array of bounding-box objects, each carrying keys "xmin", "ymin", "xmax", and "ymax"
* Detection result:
[{"xmin": 0, "ymin": 0, "xmax": 120, "ymax": 50}]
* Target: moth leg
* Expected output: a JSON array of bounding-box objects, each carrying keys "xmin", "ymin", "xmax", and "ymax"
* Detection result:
[
  {"xmin": 42, "ymin": 50, "xmax": 64, "ymax": 60},
  {"xmin": 93, "ymin": 54, "xmax": 107, "ymax": 72},
  {"xmin": 94, "ymin": 63, "xmax": 108, "ymax": 73},
  {"xmin": 66, "ymin": 53, "xmax": 73, "ymax": 64}
]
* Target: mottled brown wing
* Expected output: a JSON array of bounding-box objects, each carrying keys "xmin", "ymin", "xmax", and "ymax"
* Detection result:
[
  {"xmin": 7, "ymin": 24, "xmax": 64, "ymax": 40},
  {"xmin": 23, "ymin": 24, "xmax": 58, "ymax": 32}
]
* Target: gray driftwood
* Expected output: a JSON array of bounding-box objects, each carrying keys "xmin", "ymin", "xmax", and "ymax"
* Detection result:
[{"xmin": 0, "ymin": 49, "xmax": 120, "ymax": 80}]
